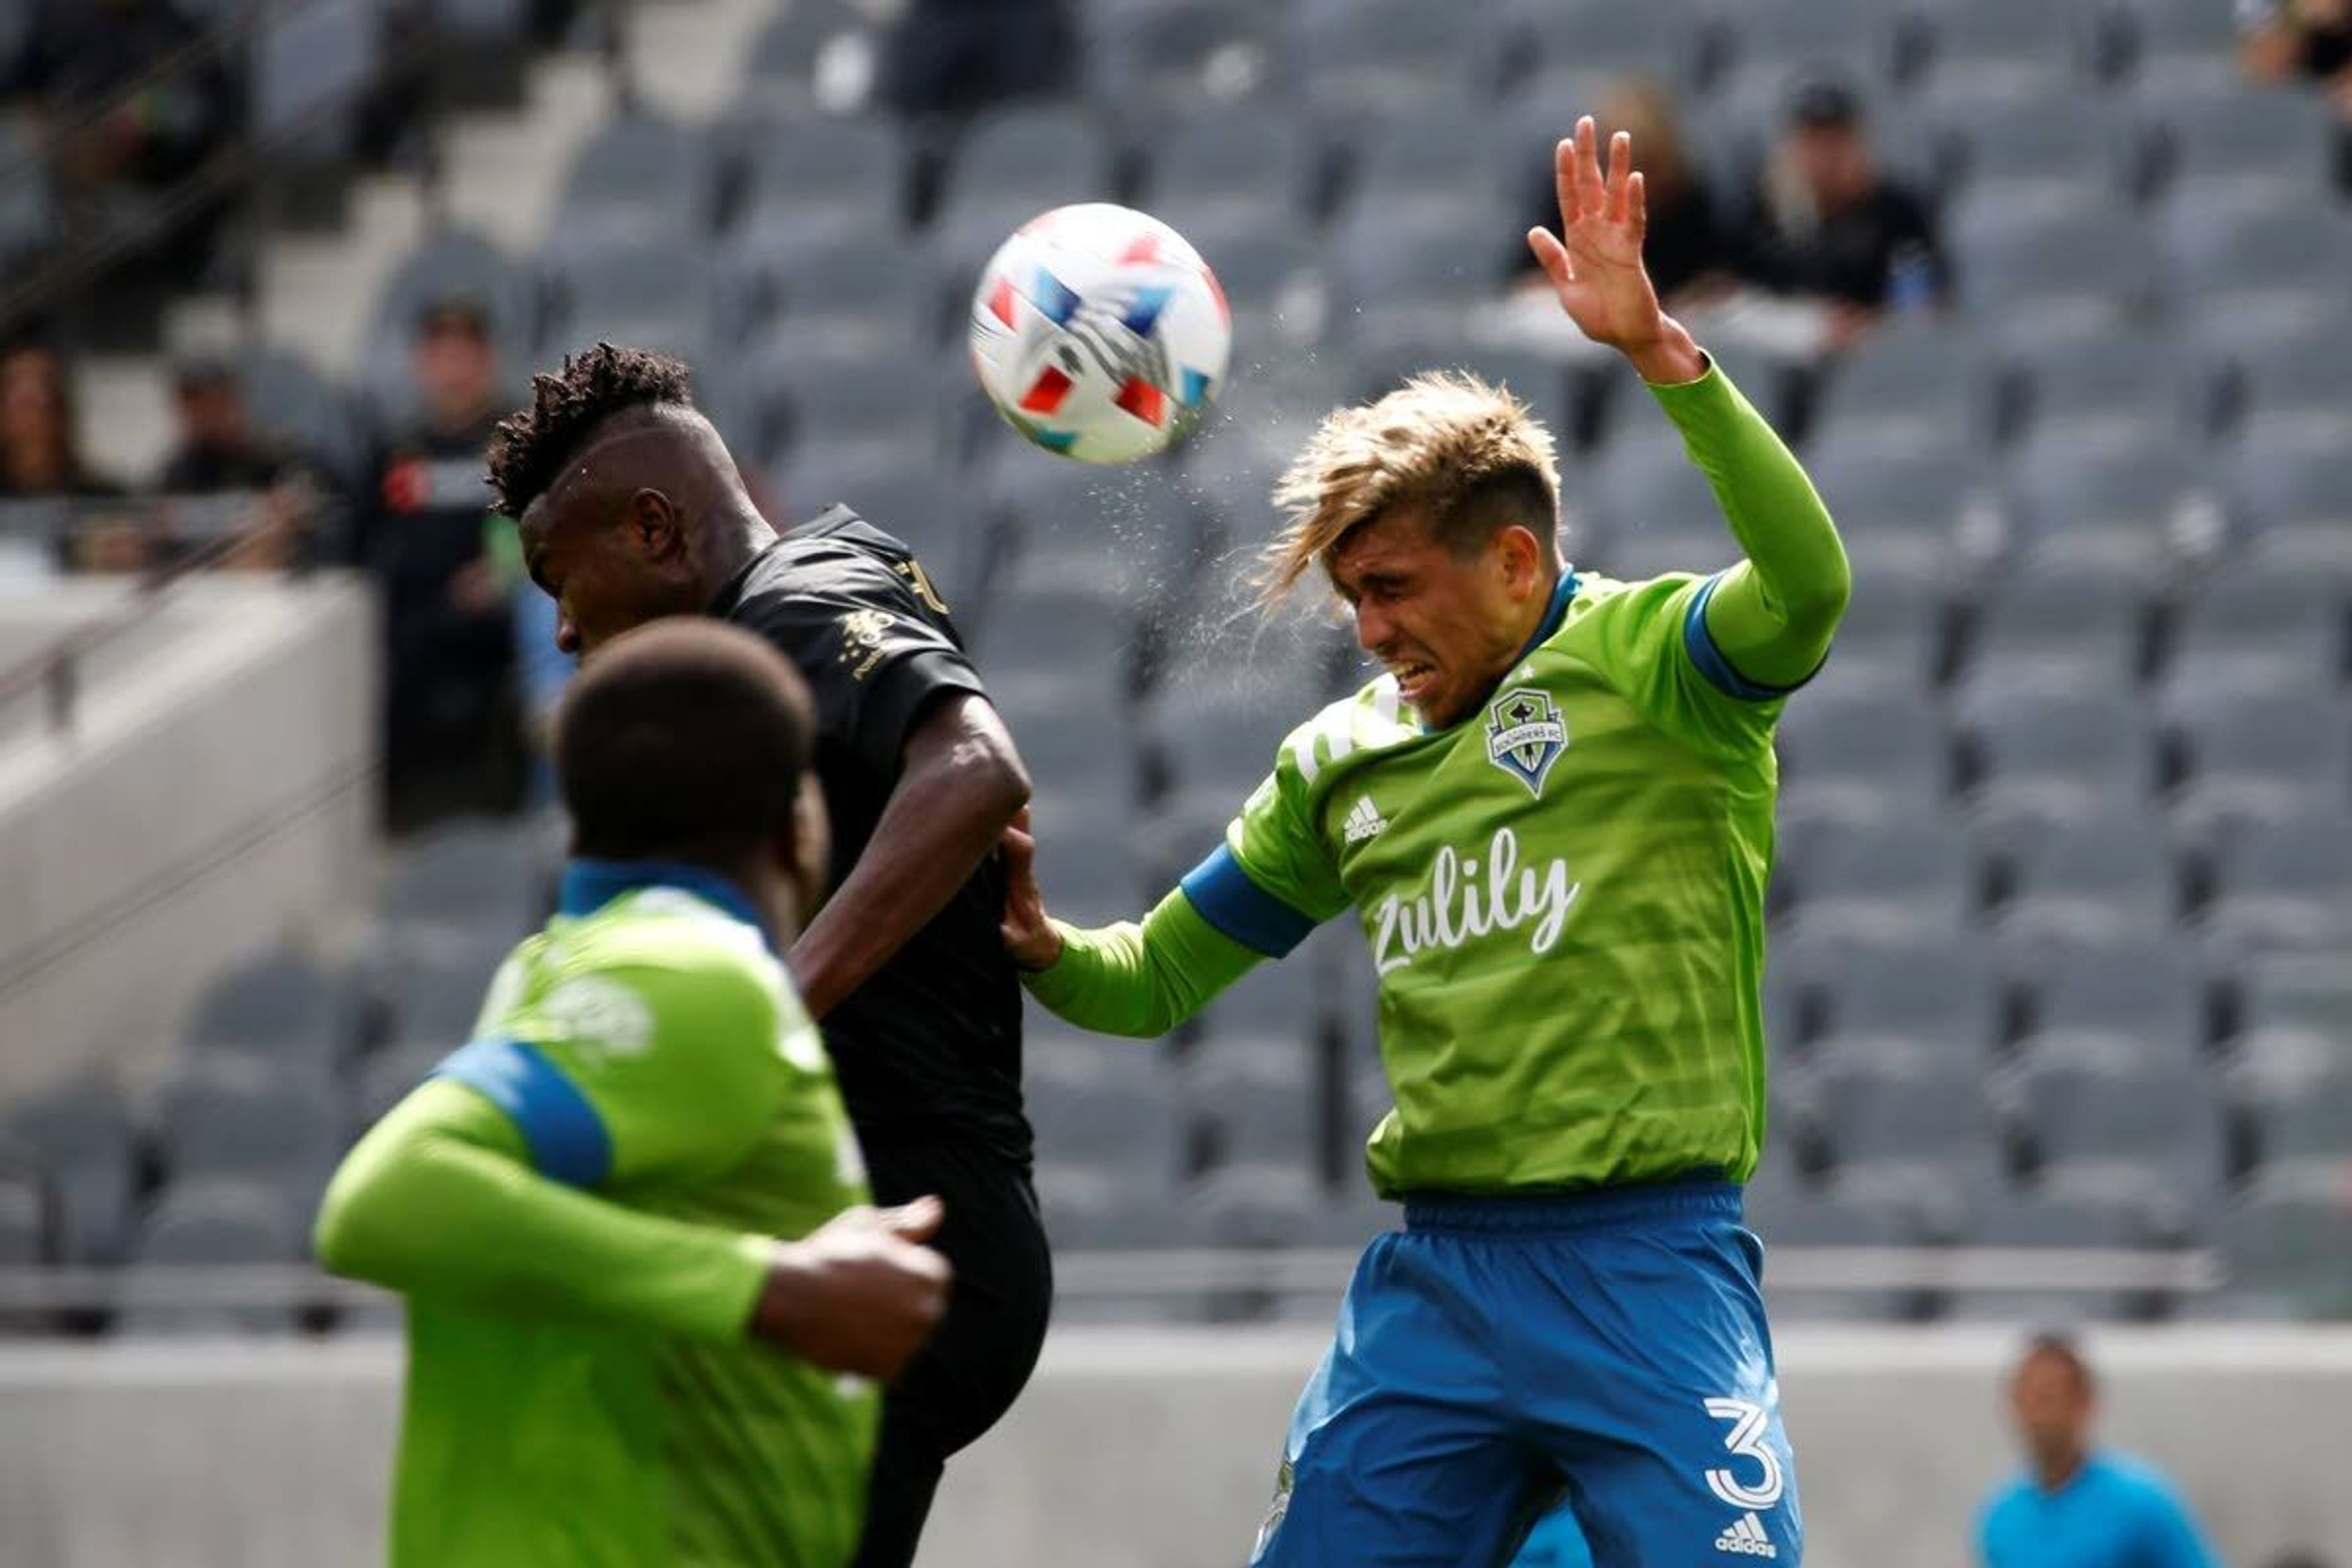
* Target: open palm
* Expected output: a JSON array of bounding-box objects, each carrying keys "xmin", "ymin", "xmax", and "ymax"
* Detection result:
[{"xmin": 1526, "ymin": 116, "xmax": 1665, "ymax": 352}]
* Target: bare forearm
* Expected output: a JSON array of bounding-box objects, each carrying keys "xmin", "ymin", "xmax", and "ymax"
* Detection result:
[{"xmin": 792, "ymin": 697, "xmax": 1030, "ymax": 1019}]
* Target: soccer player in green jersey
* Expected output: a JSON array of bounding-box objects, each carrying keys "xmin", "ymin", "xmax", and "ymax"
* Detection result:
[
  {"xmin": 1001, "ymin": 118, "xmax": 1849, "ymax": 1565},
  {"xmin": 317, "ymin": 619, "xmax": 952, "ymax": 1568}
]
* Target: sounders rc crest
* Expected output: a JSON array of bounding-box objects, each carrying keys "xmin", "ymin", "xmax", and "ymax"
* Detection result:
[{"xmin": 1485, "ymin": 687, "xmax": 1566, "ymax": 796}]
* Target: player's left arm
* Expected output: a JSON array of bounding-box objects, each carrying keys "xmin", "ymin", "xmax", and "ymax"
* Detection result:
[
  {"xmin": 791, "ymin": 689, "xmax": 1031, "ymax": 1020},
  {"xmin": 2143, "ymin": 1485, "xmax": 2222, "ymax": 1568},
  {"xmin": 1529, "ymin": 115, "xmax": 1850, "ymax": 693}
]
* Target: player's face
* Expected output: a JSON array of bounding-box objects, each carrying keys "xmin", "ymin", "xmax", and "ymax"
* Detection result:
[
  {"xmin": 2009, "ymin": 1352, "xmax": 2092, "ymax": 1462},
  {"xmin": 1329, "ymin": 507, "xmax": 1544, "ymax": 728},
  {"xmin": 521, "ymin": 492, "xmax": 700, "ymax": 658}
]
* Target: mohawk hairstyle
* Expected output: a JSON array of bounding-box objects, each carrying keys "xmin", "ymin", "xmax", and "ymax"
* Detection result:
[
  {"xmin": 486, "ymin": 342, "xmax": 696, "ymax": 520},
  {"xmin": 1256, "ymin": 370, "xmax": 1562, "ymax": 607}
]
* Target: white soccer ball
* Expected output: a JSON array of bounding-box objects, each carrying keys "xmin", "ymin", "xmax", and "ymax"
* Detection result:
[{"xmin": 968, "ymin": 203, "xmax": 1231, "ymax": 464}]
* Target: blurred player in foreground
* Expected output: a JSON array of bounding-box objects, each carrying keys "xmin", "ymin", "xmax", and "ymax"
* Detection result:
[
  {"xmin": 1978, "ymin": 1334, "xmax": 2219, "ymax": 1568},
  {"xmin": 488, "ymin": 347, "xmax": 1046, "ymax": 1567},
  {"xmin": 317, "ymin": 619, "xmax": 949, "ymax": 1567},
  {"xmin": 1002, "ymin": 116, "xmax": 1849, "ymax": 1565}
]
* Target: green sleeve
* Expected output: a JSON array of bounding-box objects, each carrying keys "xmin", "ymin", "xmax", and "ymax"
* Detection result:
[
  {"xmin": 1022, "ymin": 884, "xmax": 1265, "ymax": 1038},
  {"xmin": 1649, "ymin": 359, "xmax": 1851, "ymax": 690},
  {"xmin": 314, "ymin": 1078, "xmax": 771, "ymax": 1342}
]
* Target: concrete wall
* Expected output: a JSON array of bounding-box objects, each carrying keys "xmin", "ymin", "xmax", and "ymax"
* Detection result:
[
  {"xmin": 0, "ymin": 576, "xmax": 376, "ymax": 1102},
  {"xmin": 0, "ymin": 1325, "xmax": 2342, "ymax": 1568}
]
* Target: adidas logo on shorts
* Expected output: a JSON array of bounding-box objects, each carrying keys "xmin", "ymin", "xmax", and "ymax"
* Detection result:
[{"xmin": 1714, "ymin": 1511, "xmax": 1778, "ymax": 1559}]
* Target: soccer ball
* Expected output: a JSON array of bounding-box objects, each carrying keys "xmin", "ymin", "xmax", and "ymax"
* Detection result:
[{"xmin": 968, "ymin": 203, "xmax": 1231, "ymax": 464}]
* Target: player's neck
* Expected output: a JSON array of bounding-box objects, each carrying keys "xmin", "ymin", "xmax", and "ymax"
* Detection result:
[
  {"xmin": 2033, "ymin": 1444, "xmax": 2089, "ymax": 1493},
  {"xmin": 695, "ymin": 503, "xmax": 779, "ymax": 602}
]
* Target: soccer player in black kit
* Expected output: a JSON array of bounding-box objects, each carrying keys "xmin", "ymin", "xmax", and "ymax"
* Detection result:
[{"xmin": 485, "ymin": 344, "xmax": 1046, "ymax": 1568}]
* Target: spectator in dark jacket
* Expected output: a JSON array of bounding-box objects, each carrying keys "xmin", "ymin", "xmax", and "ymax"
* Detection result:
[
  {"xmin": 1724, "ymin": 75, "xmax": 1950, "ymax": 353},
  {"xmin": 353, "ymin": 298, "xmax": 521, "ymax": 829},
  {"xmin": 2239, "ymin": 0, "xmax": 2352, "ymax": 190}
]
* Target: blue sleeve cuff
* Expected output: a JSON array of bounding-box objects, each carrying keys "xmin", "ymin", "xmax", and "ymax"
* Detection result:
[
  {"xmin": 1683, "ymin": 571, "xmax": 1810, "ymax": 702},
  {"xmin": 434, "ymin": 1038, "xmax": 614, "ymax": 1188},
  {"xmin": 1178, "ymin": 845, "xmax": 1319, "ymax": 958}
]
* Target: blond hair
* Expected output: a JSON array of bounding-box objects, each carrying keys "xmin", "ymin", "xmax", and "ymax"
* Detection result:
[{"xmin": 1257, "ymin": 370, "xmax": 1562, "ymax": 605}]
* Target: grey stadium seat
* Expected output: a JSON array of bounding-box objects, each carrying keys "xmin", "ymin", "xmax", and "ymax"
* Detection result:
[
  {"xmin": 1586, "ymin": 440, "xmax": 1732, "ymax": 579},
  {"xmin": 2168, "ymin": 692, "xmax": 2352, "ymax": 842},
  {"xmin": 119, "ymin": 1178, "xmax": 307, "ymax": 1336},
  {"xmin": 1964, "ymin": 690, "xmax": 2157, "ymax": 844},
  {"xmin": 1194, "ymin": 227, "xmax": 1328, "ymax": 352},
  {"xmin": 1706, "ymin": 0, "xmax": 1907, "ymax": 89},
  {"xmin": 1146, "ymin": 644, "xmax": 1330, "ymax": 802},
  {"xmin": 1954, "ymin": 568, "xmax": 2144, "ymax": 706},
  {"xmin": 1994, "ymin": 813, "xmax": 2182, "ymax": 954},
  {"xmin": 2236, "ymin": 954, "xmax": 2352, "ymax": 1076},
  {"xmin": 2226, "ymin": 431, "xmax": 2352, "ymax": 581},
  {"xmin": 1942, "ymin": 1187, "xmax": 2163, "ymax": 1322},
  {"xmin": 233, "ymin": 344, "xmax": 363, "ymax": 484},
  {"xmin": 741, "ymin": 0, "xmax": 875, "ymax": 114},
  {"xmin": 2163, "ymin": 203, "xmax": 2352, "ymax": 329},
  {"xmin": 2230, "ymin": 322, "xmax": 2352, "ymax": 436},
  {"xmin": 1182, "ymin": 1030, "xmax": 1320, "ymax": 1172},
  {"xmin": 1917, "ymin": 0, "xmax": 2098, "ymax": 107},
  {"xmin": 1325, "ymin": 215, "xmax": 1498, "ymax": 336},
  {"xmin": 1787, "ymin": 815, "xmax": 1978, "ymax": 944},
  {"xmin": 1017, "ymin": 785, "xmax": 1148, "ymax": 927},
  {"xmin": 0, "ymin": 1161, "xmax": 50, "ymax": 1273},
  {"xmin": 1815, "ymin": 322, "xmax": 2000, "ymax": 456},
  {"xmin": 1093, "ymin": 1, "xmax": 1291, "ymax": 113},
  {"xmin": 2219, "ymin": 1174, "xmax": 2352, "ymax": 1316},
  {"xmin": 755, "ymin": 346, "xmax": 957, "ymax": 497},
  {"xmin": 154, "ymin": 1054, "xmax": 344, "ymax": 1185},
  {"xmin": 181, "ymin": 946, "xmax": 360, "ymax": 1090},
  {"xmin": 380, "ymin": 816, "xmax": 551, "ymax": 942},
  {"xmin": 3, "ymin": 1077, "xmax": 135, "ymax": 1266},
  {"xmin": 1142, "ymin": 110, "xmax": 1323, "ymax": 243},
  {"xmin": 1801, "ymin": 442, "xmax": 1986, "ymax": 590},
  {"xmin": 1951, "ymin": 201, "xmax": 2157, "ymax": 350},
  {"xmin": 0, "ymin": 114, "xmax": 51, "ymax": 266},
  {"xmin": 252, "ymin": 0, "xmax": 378, "ymax": 162},
  {"xmin": 2141, "ymin": 75, "xmax": 2336, "ymax": 204},
  {"xmin": 2016, "ymin": 1055, "xmax": 2226, "ymax": 1200},
  {"xmin": 2240, "ymin": 1052, "xmax": 2352, "ymax": 1172},
  {"xmin": 725, "ymin": 115, "xmax": 910, "ymax": 273},
  {"xmin": 1508, "ymin": 0, "xmax": 1702, "ymax": 85},
  {"xmin": 981, "ymin": 444, "xmax": 1202, "ymax": 598},
  {"xmin": 2015, "ymin": 938, "xmax": 2207, "ymax": 1076},
  {"xmin": 930, "ymin": 105, "xmax": 1121, "ymax": 285},
  {"xmin": 375, "ymin": 944, "xmax": 513, "ymax": 1050},
  {"xmin": 542, "ymin": 239, "xmax": 715, "ymax": 364},
  {"xmin": 1808, "ymin": 937, "xmax": 2002, "ymax": 1071},
  {"xmin": 2160, "ymin": 561, "xmax": 2347, "ymax": 710},
  {"xmin": 1295, "ymin": 0, "xmax": 1508, "ymax": 117},
  {"xmin": 2199, "ymin": 815, "xmax": 2352, "ymax": 956},
  {"xmin": 2007, "ymin": 330, "xmax": 2199, "ymax": 457},
  {"xmin": 1777, "ymin": 687, "xmax": 1953, "ymax": 834},
  {"xmin": 1742, "ymin": 1183, "xmax": 1931, "ymax": 1321},
  {"xmin": 1023, "ymin": 1024, "xmax": 1182, "ymax": 1185},
  {"xmin": 1331, "ymin": 107, "xmax": 1507, "ymax": 230}
]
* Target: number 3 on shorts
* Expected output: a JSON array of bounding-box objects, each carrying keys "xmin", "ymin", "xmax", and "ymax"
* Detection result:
[{"xmin": 1701, "ymin": 1397, "xmax": 1785, "ymax": 1510}]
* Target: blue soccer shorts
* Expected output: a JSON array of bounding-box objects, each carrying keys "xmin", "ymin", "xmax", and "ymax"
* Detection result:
[{"xmin": 1248, "ymin": 1179, "xmax": 1800, "ymax": 1567}]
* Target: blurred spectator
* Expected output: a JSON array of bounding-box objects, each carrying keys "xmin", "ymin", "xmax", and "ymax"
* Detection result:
[
  {"xmin": 1506, "ymin": 77, "xmax": 1735, "ymax": 310},
  {"xmin": 880, "ymin": 0, "xmax": 1079, "ymax": 123},
  {"xmin": 1978, "ymin": 1334, "xmax": 2220, "ymax": 1568},
  {"xmin": 156, "ymin": 356, "xmax": 318, "ymax": 572},
  {"xmin": 0, "ymin": 341, "xmax": 116, "ymax": 500},
  {"xmin": 2237, "ymin": 0, "xmax": 2352, "ymax": 190},
  {"xmin": 351, "ymin": 297, "xmax": 521, "ymax": 831},
  {"xmin": 1724, "ymin": 75, "xmax": 1950, "ymax": 353}
]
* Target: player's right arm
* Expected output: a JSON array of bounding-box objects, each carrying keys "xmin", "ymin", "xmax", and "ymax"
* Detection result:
[{"xmin": 1004, "ymin": 723, "xmax": 1351, "ymax": 1037}]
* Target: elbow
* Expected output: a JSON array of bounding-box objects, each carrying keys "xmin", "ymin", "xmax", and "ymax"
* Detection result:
[
  {"xmin": 1784, "ymin": 543, "xmax": 1852, "ymax": 638},
  {"xmin": 970, "ymin": 731, "xmax": 1031, "ymax": 826},
  {"xmin": 314, "ymin": 1157, "xmax": 399, "ymax": 1283}
]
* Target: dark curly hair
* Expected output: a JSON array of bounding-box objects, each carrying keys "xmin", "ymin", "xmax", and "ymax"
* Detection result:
[{"xmin": 485, "ymin": 342, "xmax": 696, "ymax": 520}]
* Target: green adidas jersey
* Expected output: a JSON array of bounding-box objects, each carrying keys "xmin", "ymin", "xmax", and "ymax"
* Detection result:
[
  {"xmin": 1209, "ymin": 569, "xmax": 1782, "ymax": 1197},
  {"xmin": 337, "ymin": 864, "xmax": 876, "ymax": 1567}
]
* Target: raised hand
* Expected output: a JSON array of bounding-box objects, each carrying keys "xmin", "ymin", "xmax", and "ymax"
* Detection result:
[
  {"xmin": 997, "ymin": 807, "xmax": 1063, "ymax": 971},
  {"xmin": 753, "ymin": 1197, "xmax": 952, "ymax": 1382},
  {"xmin": 1526, "ymin": 116, "xmax": 1706, "ymax": 384}
]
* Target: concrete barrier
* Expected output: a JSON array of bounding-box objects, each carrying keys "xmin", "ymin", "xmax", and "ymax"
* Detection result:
[{"xmin": 0, "ymin": 1324, "xmax": 2342, "ymax": 1567}]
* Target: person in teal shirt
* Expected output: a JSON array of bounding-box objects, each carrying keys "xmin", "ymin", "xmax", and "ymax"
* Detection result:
[{"xmin": 1979, "ymin": 1335, "xmax": 2221, "ymax": 1568}]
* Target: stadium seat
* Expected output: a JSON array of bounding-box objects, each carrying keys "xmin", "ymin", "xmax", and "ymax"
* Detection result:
[
  {"xmin": 2, "ymin": 1077, "xmax": 135, "ymax": 1267},
  {"xmin": 2239, "ymin": 1046, "xmax": 2352, "ymax": 1172},
  {"xmin": 1953, "ymin": 568, "xmax": 2145, "ymax": 709},
  {"xmin": 2004, "ymin": 435, "xmax": 2218, "ymax": 584},
  {"xmin": 373, "ymin": 943, "xmax": 513, "ymax": 1051},
  {"xmin": 1024, "ymin": 1025, "xmax": 1182, "ymax": 1185},
  {"xmin": 2198, "ymin": 814, "xmax": 2352, "ymax": 956},
  {"xmin": 2005, "ymin": 329, "xmax": 2199, "ymax": 458},
  {"xmin": 2016, "ymin": 1055, "xmax": 2227, "ymax": 1200},
  {"xmin": 252, "ymin": 0, "xmax": 379, "ymax": 164},
  {"xmin": 980, "ymin": 443, "xmax": 1202, "ymax": 599},
  {"xmin": 755, "ymin": 344, "xmax": 959, "ymax": 497},
  {"xmin": 1705, "ymin": 0, "xmax": 1907, "ymax": 90},
  {"xmin": 2163, "ymin": 203, "xmax": 2352, "ymax": 336},
  {"xmin": 0, "ymin": 115, "xmax": 50, "ymax": 268},
  {"xmin": 1962, "ymin": 689, "xmax": 2158, "ymax": 846},
  {"xmin": 1992, "ymin": 813, "xmax": 2183, "ymax": 954},
  {"xmin": 1092, "ymin": 1, "xmax": 1291, "ymax": 113},
  {"xmin": 379, "ymin": 816, "xmax": 551, "ymax": 944},
  {"xmin": 1941, "ymin": 1187, "xmax": 2165, "ymax": 1322},
  {"xmin": 1741, "ymin": 1183, "xmax": 1932, "ymax": 1321},
  {"xmin": 1145, "ymin": 636, "xmax": 1331, "ymax": 803},
  {"xmin": 2139, "ymin": 74, "xmax": 2337, "ymax": 206},
  {"xmin": 2228, "ymin": 322, "xmax": 2352, "ymax": 440},
  {"xmin": 739, "ymin": 0, "xmax": 878, "ymax": 115},
  {"xmin": 1950, "ymin": 200, "xmax": 2157, "ymax": 350},
  {"xmin": 1777, "ymin": 685, "xmax": 1954, "ymax": 831},
  {"xmin": 2234, "ymin": 952, "xmax": 2352, "ymax": 1076},
  {"xmin": 831, "ymin": 468, "xmax": 968, "ymax": 581},
  {"xmin": 2167, "ymin": 691, "xmax": 2352, "ymax": 843},
  {"xmin": 2014, "ymin": 937, "xmax": 2208, "ymax": 1076},
  {"xmin": 1016, "ymin": 783, "xmax": 1150, "ymax": 927},
  {"xmin": 1182, "ymin": 1028, "xmax": 1320, "ymax": 1172},
  {"xmin": 119, "ymin": 1178, "xmax": 307, "ymax": 1336},
  {"xmin": 541, "ymin": 239, "xmax": 716, "ymax": 365},
  {"xmin": 2225, "ymin": 429, "xmax": 2352, "ymax": 582},
  {"xmin": 1141, "ymin": 110, "xmax": 1324, "ymax": 243},
  {"xmin": 1585, "ymin": 440, "xmax": 1736, "ymax": 581},
  {"xmin": 1325, "ymin": 216, "xmax": 1499, "ymax": 342},
  {"xmin": 1806, "ymin": 936, "xmax": 2003, "ymax": 1072},
  {"xmin": 1294, "ymin": 0, "xmax": 1509, "ymax": 118},
  {"xmin": 2218, "ymin": 1173, "xmax": 2352, "ymax": 1316},
  {"xmin": 2114, "ymin": 0, "xmax": 2241, "ymax": 71},
  {"xmin": 1801, "ymin": 442, "xmax": 1989, "ymax": 591},
  {"xmin": 1913, "ymin": 0, "xmax": 2094, "ymax": 102},
  {"xmin": 930, "ymin": 104, "xmax": 1121, "ymax": 287},
  {"xmin": 1785, "ymin": 814, "xmax": 1979, "ymax": 944},
  {"xmin": 1197, "ymin": 228, "xmax": 1330, "ymax": 352},
  {"xmin": 180, "ymin": 946, "xmax": 361, "ymax": 1090},
  {"xmin": 2159, "ymin": 560, "xmax": 2348, "ymax": 711},
  {"xmin": 1814, "ymin": 321, "xmax": 2000, "ymax": 456},
  {"xmin": 154, "ymin": 1054, "xmax": 344, "ymax": 1186},
  {"xmin": 1507, "ymin": 0, "xmax": 1702, "ymax": 86},
  {"xmin": 723, "ymin": 115, "xmax": 910, "ymax": 279},
  {"xmin": 0, "ymin": 1161, "xmax": 51, "ymax": 1281}
]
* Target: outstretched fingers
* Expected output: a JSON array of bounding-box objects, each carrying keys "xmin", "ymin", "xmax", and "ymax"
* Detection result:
[
  {"xmin": 1605, "ymin": 129, "xmax": 1634, "ymax": 224},
  {"xmin": 1573, "ymin": 115, "xmax": 1607, "ymax": 222}
]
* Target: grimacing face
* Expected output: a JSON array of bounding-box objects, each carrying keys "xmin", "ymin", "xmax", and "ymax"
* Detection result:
[
  {"xmin": 519, "ymin": 491, "xmax": 701, "ymax": 659},
  {"xmin": 1326, "ymin": 505, "xmax": 1546, "ymax": 729}
]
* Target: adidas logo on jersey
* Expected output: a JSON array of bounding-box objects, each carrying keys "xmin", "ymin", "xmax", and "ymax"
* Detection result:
[
  {"xmin": 1713, "ymin": 1512, "xmax": 1777, "ymax": 1559},
  {"xmin": 1341, "ymin": 795, "xmax": 1387, "ymax": 845}
]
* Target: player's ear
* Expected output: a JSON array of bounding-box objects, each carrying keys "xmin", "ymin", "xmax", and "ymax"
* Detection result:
[
  {"xmin": 625, "ymin": 488, "xmax": 682, "ymax": 562},
  {"xmin": 1498, "ymin": 524, "xmax": 1544, "ymax": 598}
]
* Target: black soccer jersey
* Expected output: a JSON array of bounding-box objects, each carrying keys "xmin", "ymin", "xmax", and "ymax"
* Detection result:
[{"xmin": 709, "ymin": 507, "xmax": 1031, "ymax": 1164}]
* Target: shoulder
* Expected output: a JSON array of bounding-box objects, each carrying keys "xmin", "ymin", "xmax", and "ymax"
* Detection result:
[
  {"xmin": 2091, "ymin": 1453, "xmax": 2193, "ymax": 1511},
  {"xmin": 1976, "ymin": 1474, "xmax": 2033, "ymax": 1534},
  {"xmin": 1274, "ymin": 676, "xmax": 1425, "ymax": 791},
  {"xmin": 543, "ymin": 896, "xmax": 790, "ymax": 1034},
  {"xmin": 1557, "ymin": 569, "xmax": 1705, "ymax": 635}
]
